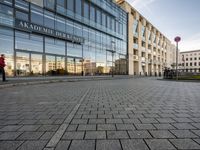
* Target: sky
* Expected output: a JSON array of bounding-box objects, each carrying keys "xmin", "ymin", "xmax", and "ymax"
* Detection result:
[{"xmin": 126, "ymin": 0, "xmax": 200, "ymax": 52}]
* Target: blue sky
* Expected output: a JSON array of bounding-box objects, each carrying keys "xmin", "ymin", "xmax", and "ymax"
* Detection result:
[{"xmin": 126, "ymin": 0, "xmax": 200, "ymax": 51}]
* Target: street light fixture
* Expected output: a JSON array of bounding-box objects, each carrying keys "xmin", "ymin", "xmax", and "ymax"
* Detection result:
[{"xmin": 174, "ymin": 36, "xmax": 181, "ymax": 80}]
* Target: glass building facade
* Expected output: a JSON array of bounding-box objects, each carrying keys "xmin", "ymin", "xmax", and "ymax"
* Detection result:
[{"xmin": 0, "ymin": 0, "xmax": 128, "ymax": 76}]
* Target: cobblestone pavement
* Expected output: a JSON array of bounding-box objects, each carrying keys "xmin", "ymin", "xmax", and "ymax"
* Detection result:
[{"xmin": 0, "ymin": 77, "xmax": 200, "ymax": 150}]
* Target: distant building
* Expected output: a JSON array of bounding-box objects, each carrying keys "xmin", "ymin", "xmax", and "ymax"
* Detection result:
[{"xmin": 180, "ymin": 50, "xmax": 200, "ymax": 72}]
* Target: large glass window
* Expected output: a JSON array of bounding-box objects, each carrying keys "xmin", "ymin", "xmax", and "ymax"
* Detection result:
[
  {"xmin": 66, "ymin": 20, "xmax": 74, "ymax": 34},
  {"xmin": 16, "ymin": 52, "xmax": 30, "ymax": 76},
  {"xmin": 44, "ymin": 10, "xmax": 54, "ymax": 29},
  {"xmin": 44, "ymin": 0, "xmax": 55, "ymax": 10},
  {"xmin": 15, "ymin": 0, "xmax": 29, "ymax": 11},
  {"xmin": 30, "ymin": 0, "xmax": 43, "ymax": 7},
  {"xmin": 90, "ymin": 5, "xmax": 95, "ymax": 22},
  {"xmin": 74, "ymin": 23, "xmax": 82, "ymax": 37},
  {"xmin": 0, "ymin": 0, "xmax": 13, "ymax": 5},
  {"xmin": 133, "ymin": 20, "xmax": 138, "ymax": 34},
  {"xmin": 56, "ymin": 0, "xmax": 66, "ymax": 14},
  {"xmin": 0, "ymin": 27, "xmax": 14, "ymax": 76},
  {"xmin": 55, "ymin": 15, "xmax": 65, "ymax": 32},
  {"xmin": 0, "ymin": 4, "xmax": 13, "ymax": 26},
  {"xmin": 83, "ymin": 1, "xmax": 89, "ymax": 18},
  {"xmin": 46, "ymin": 55, "xmax": 56, "ymax": 74},
  {"xmin": 96, "ymin": 9, "xmax": 101, "ymax": 24},
  {"xmin": 15, "ymin": 31, "xmax": 43, "ymax": 52},
  {"xmin": 31, "ymin": 54, "xmax": 43, "ymax": 75},
  {"xmin": 107, "ymin": 16, "xmax": 111, "ymax": 29},
  {"xmin": 75, "ymin": 0, "xmax": 82, "ymax": 15},
  {"xmin": 31, "ymin": 5, "xmax": 43, "ymax": 25},
  {"xmin": 16, "ymin": 10, "xmax": 28, "ymax": 21},
  {"xmin": 67, "ymin": 42, "xmax": 82, "ymax": 57},
  {"xmin": 102, "ymin": 13, "xmax": 106, "ymax": 27},
  {"xmin": 67, "ymin": 0, "xmax": 74, "ymax": 12},
  {"xmin": 45, "ymin": 38, "xmax": 65, "ymax": 55}
]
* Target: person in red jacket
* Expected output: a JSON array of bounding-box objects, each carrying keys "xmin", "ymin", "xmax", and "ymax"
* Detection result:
[{"xmin": 0, "ymin": 54, "xmax": 6, "ymax": 82}]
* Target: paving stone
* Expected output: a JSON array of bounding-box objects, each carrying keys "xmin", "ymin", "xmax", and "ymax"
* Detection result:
[
  {"xmin": 123, "ymin": 119, "xmax": 140, "ymax": 124},
  {"xmin": 66, "ymin": 125, "xmax": 78, "ymax": 131},
  {"xmin": 17, "ymin": 141, "xmax": 47, "ymax": 150},
  {"xmin": 107, "ymin": 131, "xmax": 129, "ymax": 139},
  {"xmin": 170, "ymin": 139, "xmax": 200, "ymax": 150},
  {"xmin": 139, "ymin": 118, "xmax": 159, "ymax": 123},
  {"xmin": 172, "ymin": 117, "xmax": 194, "ymax": 123},
  {"xmin": 17, "ymin": 132, "xmax": 44, "ymax": 140},
  {"xmin": 0, "ymin": 141, "xmax": 23, "ymax": 150},
  {"xmin": 121, "ymin": 139, "xmax": 149, "ymax": 150},
  {"xmin": 0, "ymin": 132, "xmax": 22, "ymax": 140},
  {"xmin": 97, "ymin": 124, "xmax": 116, "ymax": 130},
  {"xmin": 191, "ymin": 130, "xmax": 200, "ymax": 137},
  {"xmin": 106, "ymin": 119, "xmax": 123, "ymax": 124},
  {"xmin": 71, "ymin": 119, "xmax": 88, "ymax": 124},
  {"xmin": 69, "ymin": 140, "xmax": 95, "ymax": 150},
  {"xmin": 85, "ymin": 131, "xmax": 106, "ymax": 139},
  {"xmin": 172, "ymin": 123, "xmax": 197, "ymax": 129},
  {"xmin": 135, "ymin": 124, "xmax": 156, "ymax": 130},
  {"xmin": 153, "ymin": 123, "xmax": 176, "ymax": 129},
  {"xmin": 149, "ymin": 130, "xmax": 175, "ymax": 138},
  {"xmin": 0, "ymin": 125, "xmax": 22, "ymax": 131},
  {"xmin": 88, "ymin": 119, "xmax": 105, "ymax": 124},
  {"xmin": 116, "ymin": 124, "xmax": 135, "ymax": 130},
  {"xmin": 18, "ymin": 125, "xmax": 41, "ymax": 131},
  {"xmin": 37, "ymin": 125, "xmax": 59, "ymax": 131},
  {"xmin": 128, "ymin": 130, "xmax": 152, "ymax": 139},
  {"xmin": 145, "ymin": 139, "xmax": 176, "ymax": 150},
  {"xmin": 170, "ymin": 130, "xmax": 198, "ymax": 138},
  {"xmin": 191, "ymin": 123, "xmax": 200, "ymax": 129},
  {"xmin": 55, "ymin": 140, "xmax": 71, "ymax": 150},
  {"xmin": 96, "ymin": 140, "xmax": 122, "ymax": 150},
  {"xmin": 62, "ymin": 131, "xmax": 84, "ymax": 140},
  {"xmin": 194, "ymin": 139, "xmax": 200, "ymax": 144},
  {"xmin": 77, "ymin": 124, "xmax": 96, "ymax": 131},
  {"xmin": 156, "ymin": 118, "xmax": 176, "ymax": 123},
  {"xmin": 40, "ymin": 132, "xmax": 55, "ymax": 140}
]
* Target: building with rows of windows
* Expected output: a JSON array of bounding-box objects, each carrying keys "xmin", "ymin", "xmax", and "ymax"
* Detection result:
[
  {"xmin": 180, "ymin": 50, "xmax": 200, "ymax": 72},
  {"xmin": 116, "ymin": 0, "xmax": 174, "ymax": 76},
  {"xmin": 0, "ymin": 0, "xmax": 128, "ymax": 76}
]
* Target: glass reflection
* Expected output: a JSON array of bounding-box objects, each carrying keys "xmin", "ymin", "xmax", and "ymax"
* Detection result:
[
  {"xmin": 31, "ymin": 54, "xmax": 42, "ymax": 75},
  {"xmin": 46, "ymin": 55, "xmax": 56, "ymax": 75},
  {"xmin": 16, "ymin": 52, "xmax": 30, "ymax": 76},
  {"xmin": 56, "ymin": 56, "xmax": 65, "ymax": 75}
]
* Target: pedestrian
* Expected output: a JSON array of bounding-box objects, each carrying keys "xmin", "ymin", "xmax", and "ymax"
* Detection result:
[{"xmin": 0, "ymin": 54, "xmax": 6, "ymax": 82}]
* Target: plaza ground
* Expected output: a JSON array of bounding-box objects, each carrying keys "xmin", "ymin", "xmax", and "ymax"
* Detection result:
[{"xmin": 0, "ymin": 77, "xmax": 200, "ymax": 150}]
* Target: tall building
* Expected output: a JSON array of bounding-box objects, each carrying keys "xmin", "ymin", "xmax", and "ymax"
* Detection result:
[
  {"xmin": 180, "ymin": 50, "xmax": 200, "ymax": 72},
  {"xmin": 116, "ymin": 0, "xmax": 172, "ymax": 76},
  {"xmin": 0, "ymin": 0, "xmax": 128, "ymax": 76}
]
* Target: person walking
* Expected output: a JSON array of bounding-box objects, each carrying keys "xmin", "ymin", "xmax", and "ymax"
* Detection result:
[{"xmin": 0, "ymin": 54, "xmax": 6, "ymax": 82}]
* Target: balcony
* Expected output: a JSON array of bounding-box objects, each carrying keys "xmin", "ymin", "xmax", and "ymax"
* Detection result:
[
  {"xmin": 133, "ymin": 55, "xmax": 139, "ymax": 61},
  {"xmin": 133, "ymin": 43, "xmax": 138, "ymax": 49}
]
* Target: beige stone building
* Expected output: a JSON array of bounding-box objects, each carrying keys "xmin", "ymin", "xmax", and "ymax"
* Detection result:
[
  {"xmin": 180, "ymin": 50, "xmax": 200, "ymax": 72},
  {"xmin": 116, "ymin": 0, "xmax": 174, "ymax": 76}
]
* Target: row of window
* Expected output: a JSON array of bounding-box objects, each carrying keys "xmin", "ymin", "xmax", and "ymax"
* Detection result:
[
  {"xmin": 183, "ymin": 62, "xmax": 200, "ymax": 66},
  {"xmin": 184, "ymin": 57, "xmax": 200, "ymax": 61}
]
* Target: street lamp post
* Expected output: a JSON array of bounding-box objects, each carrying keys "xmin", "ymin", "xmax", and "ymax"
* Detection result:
[{"xmin": 174, "ymin": 36, "xmax": 181, "ymax": 81}]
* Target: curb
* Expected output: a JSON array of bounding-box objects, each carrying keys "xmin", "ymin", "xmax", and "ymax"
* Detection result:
[{"xmin": 0, "ymin": 76, "xmax": 133, "ymax": 89}]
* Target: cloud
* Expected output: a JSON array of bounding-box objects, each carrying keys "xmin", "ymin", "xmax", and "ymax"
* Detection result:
[{"xmin": 179, "ymin": 33, "xmax": 200, "ymax": 51}]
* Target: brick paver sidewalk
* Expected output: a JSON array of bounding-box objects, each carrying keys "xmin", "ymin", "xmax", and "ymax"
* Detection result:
[{"xmin": 0, "ymin": 78, "xmax": 200, "ymax": 150}]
